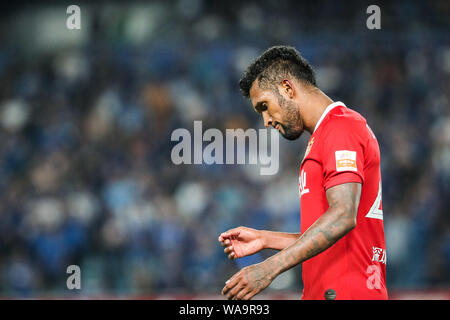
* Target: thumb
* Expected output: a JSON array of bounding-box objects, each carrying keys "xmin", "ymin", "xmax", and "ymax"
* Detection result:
[{"xmin": 219, "ymin": 228, "xmax": 241, "ymax": 241}]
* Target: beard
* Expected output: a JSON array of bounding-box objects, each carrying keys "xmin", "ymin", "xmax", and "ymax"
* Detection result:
[{"xmin": 277, "ymin": 95, "xmax": 304, "ymax": 141}]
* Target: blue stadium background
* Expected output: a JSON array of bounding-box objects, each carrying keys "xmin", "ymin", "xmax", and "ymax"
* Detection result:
[{"xmin": 0, "ymin": 0, "xmax": 449, "ymax": 299}]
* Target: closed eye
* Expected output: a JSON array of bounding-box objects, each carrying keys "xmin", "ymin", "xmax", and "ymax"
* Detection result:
[{"xmin": 254, "ymin": 102, "xmax": 267, "ymax": 113}]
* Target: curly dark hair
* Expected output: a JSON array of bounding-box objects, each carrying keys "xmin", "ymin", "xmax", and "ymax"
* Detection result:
[{"xmin": 239, "ymin": 45, "xmax": 317, "ymax": 98}]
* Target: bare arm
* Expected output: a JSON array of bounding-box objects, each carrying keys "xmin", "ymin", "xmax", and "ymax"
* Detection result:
[
  {"xmin": 222, "ymin": 182, "xmax": 361, "ymax": 300},
  {"xmin": 260, "ymin": 230, "xmax": 300, "ymax": 251},
  {"xmin": 266, "ymin": 182, "xmax": 361, "ymax": 276},
  {"xmin": 219, "ymin": 227, "xmax": 300, "ymax": 260}
]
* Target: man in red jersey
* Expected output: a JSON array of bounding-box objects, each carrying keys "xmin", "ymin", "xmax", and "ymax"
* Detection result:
[{"xmin": 219, "ymin": 46, "xmax": 387, "ymax": 300}]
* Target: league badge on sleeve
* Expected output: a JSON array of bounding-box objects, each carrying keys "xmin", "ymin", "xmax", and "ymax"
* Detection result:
[{"xmin": 335, "ymin": 150, "xmax": 357, "ymax": 172}]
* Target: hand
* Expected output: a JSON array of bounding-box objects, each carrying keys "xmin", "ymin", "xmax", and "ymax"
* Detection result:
[
  {"xmin": 218, "ymin": 226, "xmax": 265, "ymax": 260},
  {"xmin": 221, "ymin": 261, "xmax": 275, "ymax": 300}
]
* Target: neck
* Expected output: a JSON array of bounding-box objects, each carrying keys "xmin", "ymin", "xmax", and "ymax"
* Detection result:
[{"xmin": 300, "ymin": 89, "xmax": 334, "ymax": 134}]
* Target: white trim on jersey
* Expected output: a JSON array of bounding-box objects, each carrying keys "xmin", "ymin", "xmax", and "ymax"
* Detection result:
[{"xmin": 313, "ymin": 101, "xmax": 346, "ymax": 133}]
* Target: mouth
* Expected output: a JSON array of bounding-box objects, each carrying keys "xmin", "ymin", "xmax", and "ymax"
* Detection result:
[{"xmin": 274, "ymin": 122, "xmax": 281, "ymax": 130}]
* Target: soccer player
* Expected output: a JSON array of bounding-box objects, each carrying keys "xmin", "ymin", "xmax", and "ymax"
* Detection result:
[{"xmin": 219, "ymin": 46, "xmax": 387, "ymax": 300}]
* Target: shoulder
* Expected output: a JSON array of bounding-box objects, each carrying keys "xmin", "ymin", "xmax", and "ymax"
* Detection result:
[{"xmin": 321, "ymin": 107, "xmax": 368, "ymax": 136}]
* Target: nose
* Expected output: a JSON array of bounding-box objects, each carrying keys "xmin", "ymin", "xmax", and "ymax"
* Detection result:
[{"xmin": 262, "ymin": 111, "xmax": 273, "ymax": 128}]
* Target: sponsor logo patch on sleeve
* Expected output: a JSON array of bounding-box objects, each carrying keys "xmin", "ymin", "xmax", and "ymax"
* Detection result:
[{"xmin": 335, "ymin": 150, "xmax": 357, "ymax": 172}]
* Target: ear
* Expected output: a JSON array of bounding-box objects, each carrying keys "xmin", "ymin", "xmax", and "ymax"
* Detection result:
[{"xmin": 281, "ymin": 79, "xmax": 295, "ymax": 99}]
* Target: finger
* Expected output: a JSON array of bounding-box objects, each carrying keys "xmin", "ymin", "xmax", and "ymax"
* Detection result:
[
  {"xmin": 234, "ymin": 287, "xmax": 250, "ymax": 300},
  {"xmin": 224, "ymin": 245, "xmax": 233, "ymax": 254},
  {"xmin": 221, "ymin": 239, "xmax": 231, "ymax": 247},
  {"xmin": 218, "ymin": 233, "xmax": 227, "ymax": 242},
  {"xmin": 242, "ymin": 291, "xmax": 255, "ymax": 300},
  {"xmin": 222, "ymin": 271, "xmax": 243, "ymax": 295},
  {"xmin": 228, "ymin": 252, "xmax": 236, "ymax": 260},
  {"xmin": 219, "ymin": 231, "xmax": 234, "ymax": 241},
  {"xmin": 220, "ymin": 229, "xmax": 241, "ymax": 241},
  {"xmin": 230, "ymin": 239, "xmax": 242, "ymax": 258},
  {"xmin": 221, "ymin": 277, "xmax": 238, "ymax": 295},
  {"xmin": 227, "ymin": 282, "xmax": 244, "ymax": 300}
]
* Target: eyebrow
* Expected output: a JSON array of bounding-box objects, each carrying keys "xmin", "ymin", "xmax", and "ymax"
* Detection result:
[{"xmin": 254, "ymin": 101, "xmax": 267, "ymax": 113}]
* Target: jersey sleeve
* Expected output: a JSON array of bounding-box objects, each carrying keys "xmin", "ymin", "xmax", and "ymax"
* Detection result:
[{"xmin": 320, "ymin": 118, "xmax": 366, "ymax": 190}]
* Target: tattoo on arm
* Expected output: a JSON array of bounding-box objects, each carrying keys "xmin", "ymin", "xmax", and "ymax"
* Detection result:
[{"xmin": 267, "ymin": 182, "xmax": 362, "ymax": 277}]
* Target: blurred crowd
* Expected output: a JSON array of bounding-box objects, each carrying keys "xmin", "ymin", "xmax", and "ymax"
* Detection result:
[{"xmin": 0, "ymin": 0, "xmax": 449, "ymax": 297}]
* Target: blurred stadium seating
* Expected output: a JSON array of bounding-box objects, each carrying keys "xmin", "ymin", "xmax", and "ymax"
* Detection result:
[{"xmin": 0, "ymin": 0, "xmax": 448, "ymax": 299}]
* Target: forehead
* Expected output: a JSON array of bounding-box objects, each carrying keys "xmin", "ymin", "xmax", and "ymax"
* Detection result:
[{"xmin": 249, "ymin": 80, "xmax": 275, "ymax": 107}]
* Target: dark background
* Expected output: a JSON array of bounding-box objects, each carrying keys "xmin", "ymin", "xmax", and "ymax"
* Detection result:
[{"xmin": 0, "ymin": 0, "xmax": 448, "ymax": 299}]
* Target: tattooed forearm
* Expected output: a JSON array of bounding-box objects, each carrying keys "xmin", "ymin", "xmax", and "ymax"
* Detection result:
[{"xmin": 266, "ymin": 182, "xmax": 362, "ymax": 277}]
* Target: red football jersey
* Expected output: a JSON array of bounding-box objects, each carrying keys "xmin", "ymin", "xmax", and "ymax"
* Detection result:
[{"xmin": 299, "ymin": 101, "xmax": 388, "ymax": 300}]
